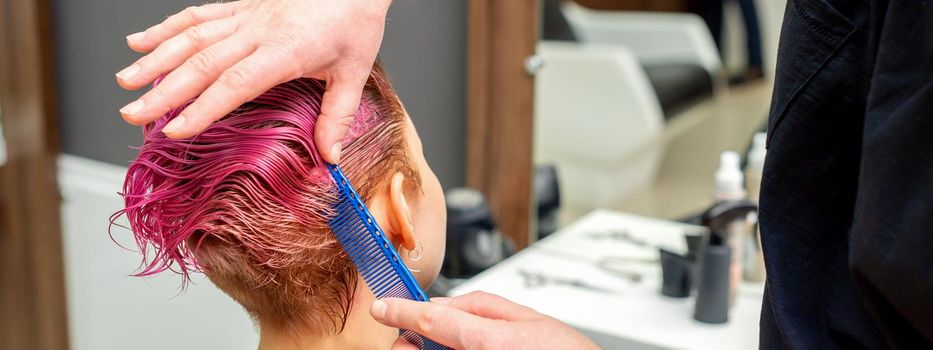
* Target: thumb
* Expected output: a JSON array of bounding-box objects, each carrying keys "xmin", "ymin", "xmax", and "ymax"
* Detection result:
[
  {"xmin": 371, "ymin": 298, "xmax": 491, "ymax": 349},
  {"xmin": 315, "ymin": 72, "xmax": 368, "ymax": 164},
  {"xmin": 444, "ymin": 291, "xmax": 544, "ymax": 321}
]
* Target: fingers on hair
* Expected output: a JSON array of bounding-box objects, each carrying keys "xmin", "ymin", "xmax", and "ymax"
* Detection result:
[
  {"xmin": 316, "ymin": 71, "xmax": 370, "ymax": 163},
  {"xmin": 166, "ymin": 46, "xmax": 295, "ymax": 138},
  {"xmin": 127, "ymin": 34, "xmax": 256, "ymax": 126},
  {"xmin": 114, "ymin": 64, "xmax": 415, "ymax": 336}
]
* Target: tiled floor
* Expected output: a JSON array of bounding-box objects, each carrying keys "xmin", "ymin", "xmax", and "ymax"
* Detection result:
[
  {"xmin": 620, "ymin": 80, "xmax": 773, "ymax": 219},
  {"xmin": 558, "ymin": 80, "xmax": 774, "ymax": 225}
]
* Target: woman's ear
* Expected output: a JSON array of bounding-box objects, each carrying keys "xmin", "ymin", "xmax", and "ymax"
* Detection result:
[{"xmin": 388, "ymin": 172, "xmax": 416, "ymax": 250}]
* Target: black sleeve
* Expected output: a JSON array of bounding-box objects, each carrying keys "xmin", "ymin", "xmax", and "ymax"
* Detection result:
[{"xmin": 849, "ymin": 0, "xmax": 933, "ymax": 346}]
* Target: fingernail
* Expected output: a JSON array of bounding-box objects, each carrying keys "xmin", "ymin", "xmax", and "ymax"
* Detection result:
[
  {"xmin": 331, "ymin": 142, "xmax": 342, "ymax": 163},
  {"xmin": 116, "ymin": 64, "xmax": 140, "ymax": 81},
  {"xmin": 163, "ymin": 116, "xmax": 186, "ymax": 134},
  {"xmin": 431, "ymin": 297, "xmax": 452, "ymax": 304},
  {"xmin": 120, "ymin": 100, "xmax": 145, "ymax": 115},
  {"xmin": 371, "ymin": 300, "xmax": 387, "ymax": 320},
  {"xmin": 126, "ymin": 32, "xmax": 144, "ymax": 44}
]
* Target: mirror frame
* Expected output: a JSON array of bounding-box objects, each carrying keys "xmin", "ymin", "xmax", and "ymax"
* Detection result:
[
  {"xmin": 0, "ymin": 0, "xmax": 69, "ymax": 348},
  {"xmin": 466, "ymin": 0, "xmax": 539, "ymax": 249}
]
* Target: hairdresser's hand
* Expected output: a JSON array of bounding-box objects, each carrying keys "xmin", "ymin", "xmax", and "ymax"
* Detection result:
[
  {"xmin": 116, "ymin": 0, "xmax": 391, "ymax": 163},
  {"xmin": 371, "ymin": 291, "xmax": 601, "ymax": 350}
]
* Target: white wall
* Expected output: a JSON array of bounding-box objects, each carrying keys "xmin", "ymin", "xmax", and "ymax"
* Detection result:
[{"xmin": 59, "ymin": 155, "xmax": 258, "ymax": 350}]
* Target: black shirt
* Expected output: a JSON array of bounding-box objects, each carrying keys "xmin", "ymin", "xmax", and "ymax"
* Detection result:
[{"xmin": 760, "ymin": 0, "xmax": 933, "ymax": 348}]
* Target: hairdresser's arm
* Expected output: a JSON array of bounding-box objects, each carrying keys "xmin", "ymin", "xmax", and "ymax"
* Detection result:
[
  {"xmin": 116, "ymin": 0, "xmax": 390, "ymax": 163},
  {"xmin": 371, "ymin": 291, "xmax": 601, "ymax": 350}
]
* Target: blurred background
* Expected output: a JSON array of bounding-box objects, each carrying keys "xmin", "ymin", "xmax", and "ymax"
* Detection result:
[{"xmin": 0, "ymin": 0, "xmax": 786, "ymax": 349}]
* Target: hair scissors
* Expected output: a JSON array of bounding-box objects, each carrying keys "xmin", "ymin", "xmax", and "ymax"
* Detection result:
[{"xmin": 518, "ymin": 269, "xmax": 622, "ymax": 295}]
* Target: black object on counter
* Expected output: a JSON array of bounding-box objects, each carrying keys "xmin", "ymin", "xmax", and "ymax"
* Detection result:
[
  {"xmin": 659, "ymin": 230, "xmax": 707, "ymax": 298},
  {"xmin": 535, "ymin": 164, "xmax": 562, "ymax": 240},
  {"xmin": 660, "ymin": 249, "xmax": 692, "ymax": 298},
  {"xmin": 693, "ymin": 244, "xmax": 733, "ymax": 324},
  {"xmin": 659, "ymin": 200, "xmax": 758, "ymax": 323},
  {"xmin": 442, "ymin": 188, "xmax": 513, "ymax": 279},
  {"xmin": 701, "ymin": 199, "xmax": 758, "ymax": 245},
  {"xmin": 692, "ymin": 199, "xmax": 758, "ymax": 324},
  {"xmin": 684, "ymin": 230, "xmax": 706, "ymax": 260}
]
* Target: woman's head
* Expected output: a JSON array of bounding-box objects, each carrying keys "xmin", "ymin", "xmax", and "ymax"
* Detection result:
[{"xmin": 115, "ymin": 64, "xmax": 446, "ymax": 336}]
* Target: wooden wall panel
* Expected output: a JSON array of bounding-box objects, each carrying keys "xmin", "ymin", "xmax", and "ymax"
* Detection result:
[
  {"xmin": 0, "ymin": 0, "xmax": 69, "ymax": 349},
  {"xmin": 467, "ymin": 0, "xmax": 538, "ymax": 249}
]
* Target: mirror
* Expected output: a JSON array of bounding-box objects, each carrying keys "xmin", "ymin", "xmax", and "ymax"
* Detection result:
[{"xmin": 533, "ymin": 0, "xmax": 785, "ymax": 236}]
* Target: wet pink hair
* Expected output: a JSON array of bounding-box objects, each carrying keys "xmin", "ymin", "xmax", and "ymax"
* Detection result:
[{"xmin": 112, "ymin": 65, "xmax": 420, "ymax": 334}]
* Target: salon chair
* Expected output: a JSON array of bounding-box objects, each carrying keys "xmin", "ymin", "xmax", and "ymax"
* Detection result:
[
  {"xmin": 552, "ymin": 0, "xmax": 723, "ymax": 116},
  {"xmin": 535, "ymin": 1, "xmax": 723, "ymax": 214},
  {"xmin": 561, "ymin": 2, "xmax": 722, "ymax": 78},
  {"xmin": 534, "ymin": 41, "xmax": 664, "ymax": 210},
  {"xmin": 563, "ymin": 2, "xmax": 721, "ymax": 115}
]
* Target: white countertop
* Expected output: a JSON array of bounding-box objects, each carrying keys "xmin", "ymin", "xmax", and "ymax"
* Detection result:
[{"xmin": 449, "ymin": 210, "xmax": 763, "ymax": 350}]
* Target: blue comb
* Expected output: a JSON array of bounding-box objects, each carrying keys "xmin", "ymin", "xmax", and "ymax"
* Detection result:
[{"xmin": 327, "ymin": 164, "xmax": 449, "ymax": 350}]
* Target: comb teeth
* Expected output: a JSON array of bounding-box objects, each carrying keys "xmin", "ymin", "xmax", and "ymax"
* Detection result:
[
  {"xmin": 331, "ymin": 199, "xmax": 410, "ymax": 297},
  {"xmin": 326, "ymin": 164, "xmax": 427, "ymax": 302},
  {"xmin": 327, "ymin": 165, "xmax": 449, "ymax": 350}
]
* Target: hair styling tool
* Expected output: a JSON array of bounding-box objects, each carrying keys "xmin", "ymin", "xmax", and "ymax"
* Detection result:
[
  {"xmin": 443, "ymin": 187, "xmax": 513, "ymax": 279},
  {"xmin": 517, "ymin": 269, "xmax": 622, "ymax": 295},
  {"xmin": 327, "ymin": 164, "xmax": 449, "ymax": 350},
  {"xmin": 693, "ymin": 199, "xmax": 757, "ymax": 324}
]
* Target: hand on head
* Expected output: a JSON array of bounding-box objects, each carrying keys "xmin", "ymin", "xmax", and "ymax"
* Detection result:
[
  {"xmin": 117, "ymin": 3, "xmax": 601, "ymax": 348},
  {"xmin": 116, "ymin": 0, "xmax": 391, "ymax": 163},
  {"xmin": 371, "ymin": 291, "xmax": 601, "ymax": 350}
]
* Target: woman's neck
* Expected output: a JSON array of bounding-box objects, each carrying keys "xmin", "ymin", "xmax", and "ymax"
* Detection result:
[{"xmin": 257, "ymin": 283, "xmax": 398, "ymax": 350}]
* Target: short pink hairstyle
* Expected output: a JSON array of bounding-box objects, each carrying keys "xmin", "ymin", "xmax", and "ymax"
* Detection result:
[{"xmin": 113, "ymin": 63, "xmax": 421, "ymax": 335}]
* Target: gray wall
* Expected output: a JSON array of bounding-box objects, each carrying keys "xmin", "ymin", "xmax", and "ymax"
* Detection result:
[
  {"xmin": 53, "ymin": 0, "xmax": 466, "ymax": 188},
  {"xmin": 381, "ymin": 1, "xmax": 467, "ymax": 189}
]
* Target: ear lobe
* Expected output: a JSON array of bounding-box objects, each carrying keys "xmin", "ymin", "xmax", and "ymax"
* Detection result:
[{"xmin": 388, "ymin": 172, "xmax": 416, "ymax": 250}]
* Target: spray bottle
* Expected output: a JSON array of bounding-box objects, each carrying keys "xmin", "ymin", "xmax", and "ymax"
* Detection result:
[{"xmin": 713, "ymin": 152, "xmax": 755, "ymax": 305}]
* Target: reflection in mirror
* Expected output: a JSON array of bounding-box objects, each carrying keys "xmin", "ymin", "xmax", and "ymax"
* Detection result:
[{"xmin": 533, "ymin": 0, "xmax": 785, "ymax": 235}]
